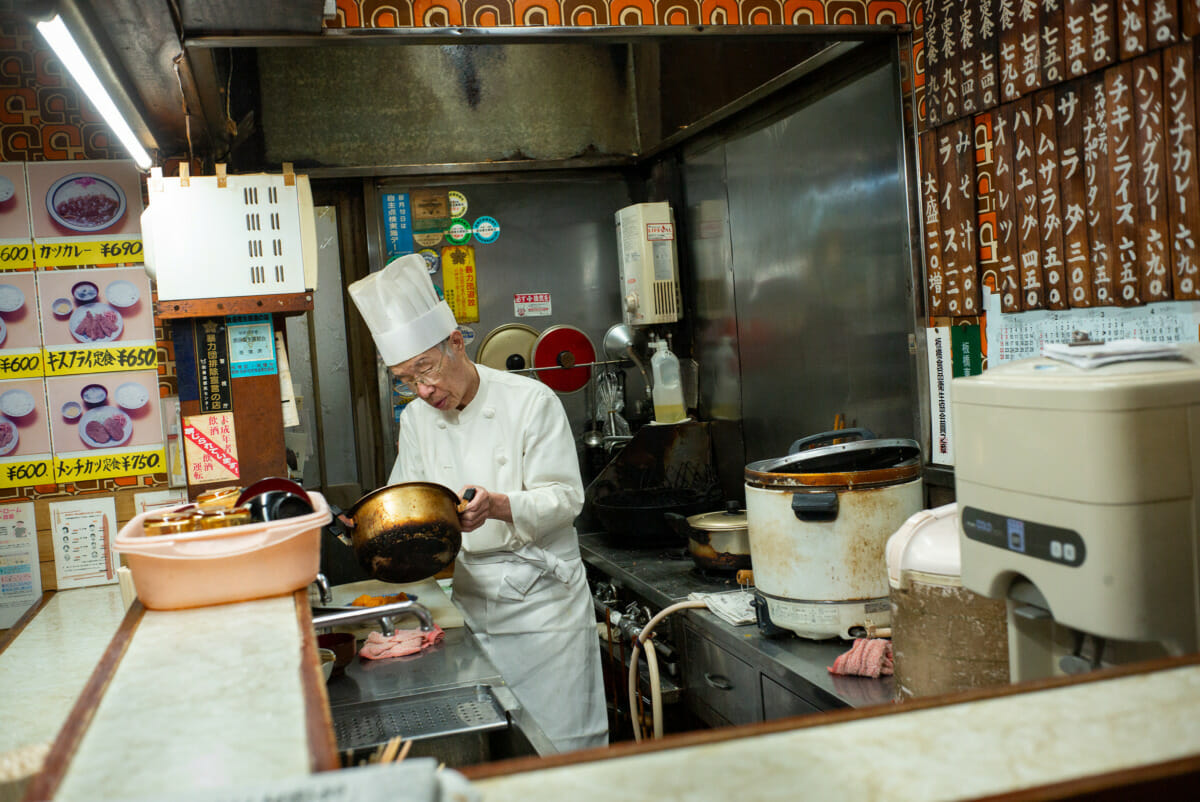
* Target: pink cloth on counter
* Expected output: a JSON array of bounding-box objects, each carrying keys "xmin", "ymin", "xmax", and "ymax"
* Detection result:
[
  {"xmin": 358, "ymin": 624, "xmax": 445, "ymax": 660},
  {"xmin": 828, "ymin": 638, "xmax": 893, "ymax": 678}
]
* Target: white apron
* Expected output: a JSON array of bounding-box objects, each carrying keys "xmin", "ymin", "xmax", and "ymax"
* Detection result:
[{"xmin": 390, "ymin": 365, "xmax": 608, "ymax": 752}]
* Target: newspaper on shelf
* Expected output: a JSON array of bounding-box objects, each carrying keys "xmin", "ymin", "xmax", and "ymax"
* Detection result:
[
  {"xmin": 688, "ymin": 589, "xmax": 756, "ymax": 626},
  {"xmin": 1041, "ymin": 339, "xmax": 1185, "ymax": 369}
]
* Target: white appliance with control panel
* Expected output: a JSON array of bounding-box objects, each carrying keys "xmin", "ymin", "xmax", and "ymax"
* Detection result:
[
  {"xmin": 953, "ymin": 347, "xmax": 1200, "ymax": 682},
  {"xmin": 615, "ymin": 202, "xmax": 680, "ymax": 326}
]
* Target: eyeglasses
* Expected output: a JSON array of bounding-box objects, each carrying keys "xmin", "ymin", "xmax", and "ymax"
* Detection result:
[{"xmin": 394, "ymin": 349, "xmax": 448, "ymax": 388}]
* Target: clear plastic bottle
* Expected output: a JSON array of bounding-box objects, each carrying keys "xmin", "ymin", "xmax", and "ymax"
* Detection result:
[{"xmin": 650, "ymin": 340, "xmax": 687, "ymax": 423}]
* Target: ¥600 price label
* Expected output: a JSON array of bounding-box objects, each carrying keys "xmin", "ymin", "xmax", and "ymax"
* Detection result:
[
  {"xmin": 0, "ymin": 243, "xmax": 35, "ymax": 270},
  {"xmin": 0, "ymin": 459, "xmax": 55, "ymax": 489}
]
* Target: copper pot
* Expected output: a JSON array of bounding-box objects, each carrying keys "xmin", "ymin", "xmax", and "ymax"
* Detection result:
[{"xmin": 347, "ymin": 482, "xmax": 474, "ymax": 584}]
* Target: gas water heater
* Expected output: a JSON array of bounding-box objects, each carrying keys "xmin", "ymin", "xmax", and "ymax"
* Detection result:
[{"xmin": 615, "ymin": 202, "xmax": 681, "ymax": 326}]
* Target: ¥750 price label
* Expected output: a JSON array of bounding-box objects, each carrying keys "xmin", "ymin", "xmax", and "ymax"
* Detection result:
[
  {"xmin": 55, "ymin": 448, "xmax": 165, "ymax": 482},
  {"xmin": 0, "ymin": 459, "xmax": 55, "ymax": 489},
  {"xmin": 0, "ymin": 243, "xmax": 35, "ymax": 270},
  {"xmin": 34, "ymin": 238, "xmax": 143, "ymax": 267}
]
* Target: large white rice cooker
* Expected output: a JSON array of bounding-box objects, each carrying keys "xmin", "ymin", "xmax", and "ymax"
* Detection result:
[{"xmin": 745, "ymin": 429, "xmax": 922, "ymax": 639}]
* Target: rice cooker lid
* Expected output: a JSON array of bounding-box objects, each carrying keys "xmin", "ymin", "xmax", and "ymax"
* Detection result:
[{"xmin": 747, "ymin": 437, "xmax": 921, "ymax": 476}]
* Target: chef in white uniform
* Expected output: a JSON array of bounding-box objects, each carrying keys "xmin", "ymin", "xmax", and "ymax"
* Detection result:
[{"xmin": 348, "ymin": 254, "xmax": 608, "ymax": 753}]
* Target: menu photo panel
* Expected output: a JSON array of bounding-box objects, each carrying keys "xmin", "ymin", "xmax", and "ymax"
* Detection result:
[
  {"xmin": 25, "ymin": 160, "xmax": 144, "ymax": 268},
  {"xmin": 36, "ymin": 266, "xmax": 156, "ymax": 377},
  {"xmin": 0, "ymin": 162, "xmax": 34, "ymax": 270},
  {"xmin": 0, "ymin": 270, "xmax": 44, "ymax": 380},
  {"xmin": 47, "ymin": 371, "xmax": 165, "ymax": 483}
]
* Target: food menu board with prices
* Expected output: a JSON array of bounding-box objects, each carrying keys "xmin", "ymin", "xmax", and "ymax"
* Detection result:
[{"xmin": 0, "ymin": 159, "xmax": 162, "ymax": 487}]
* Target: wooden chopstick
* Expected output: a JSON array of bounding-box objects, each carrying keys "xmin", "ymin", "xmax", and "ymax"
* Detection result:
[{"xmin": 379, "ymin": 735, "xmax": 403, "ymax": 763}]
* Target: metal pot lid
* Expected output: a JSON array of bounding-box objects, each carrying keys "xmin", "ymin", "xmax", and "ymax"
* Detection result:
[
  {"xmin": 686, "ymin": 507, "xmax": 747, "ymax": 531},
  {"xmin": 747, "ymin": 438, "xmax": 921, "ymax": 476},
  {"xmin": 476, "ymin": 323, "xmax": 539, "ymax": 372},
  {"xmin": 531, "ymin": 324, "xmax": 596, "ymax": 394}
]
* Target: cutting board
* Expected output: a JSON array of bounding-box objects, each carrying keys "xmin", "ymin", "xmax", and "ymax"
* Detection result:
[{"xmin": 324, "ymin": 578, "xmax": 465, "ymax": 638}]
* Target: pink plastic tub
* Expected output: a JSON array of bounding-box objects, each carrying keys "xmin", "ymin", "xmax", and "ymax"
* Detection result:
[{"xmin": 114, "ymin": 491, "xmax": 331, "ymax": 610}]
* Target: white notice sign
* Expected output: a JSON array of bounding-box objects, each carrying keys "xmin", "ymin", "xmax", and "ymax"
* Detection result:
[
  {"xmin": 0, "ymin": 501, "xmax": 39, "ymax": 628},
  {"xmin": 513, "ymin": 292, "xmax": 552, "ymax": 317},
  {"xmin": 51, "ymin": 496, "xmax": 119, "ymax": 590}
]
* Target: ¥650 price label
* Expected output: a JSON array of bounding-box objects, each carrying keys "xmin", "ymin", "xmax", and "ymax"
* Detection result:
[
  {"xmin": 0, "ymin": 459, "xmax": 55, "ymax": 489},
  {"xmin": 34, "ymin": 238, "xmax": 143, "ymax": 267},
  {"xmin": 0, "ymin": 243, "xmax": 35, "ymax": 270},
  {"xmin": 45, "ymin": 345, "xmax": 157, "ymax": 376}
]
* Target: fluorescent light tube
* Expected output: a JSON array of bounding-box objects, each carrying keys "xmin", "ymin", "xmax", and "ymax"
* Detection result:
[{"xmin": 35, "ymin": 14, "xmax": 153, "ymax": 170}]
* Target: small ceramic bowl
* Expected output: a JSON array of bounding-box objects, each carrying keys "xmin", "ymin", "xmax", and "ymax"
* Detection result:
[
  {"xmin": 317, "ymin": 632, "xmax": 356, "ymax": 675},
  {"xmin": 72, "ymin": 281, "xmax": 99, "ymax": 305},
  {"xmin": 61, "ymin": 400, "xmax": 82, "ymax": 421},
  {"xmin": 80, "ymin": 384, "xmax": 107, "ymax": 408},
  {"xmin": 52, "ymin": 297, "xmax": 73, "ymax": 318},
  {"xmin": 318, "ymin": 648, "xmax": 336, "ymax": 682}
]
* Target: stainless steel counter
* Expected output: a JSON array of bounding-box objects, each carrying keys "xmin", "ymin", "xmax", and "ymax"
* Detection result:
[
  {"xmin": 323, "ymin": 623, "xmax": 557, "ymax": 762},
  {"xmin": 580, "ymin": 533, "xmax": 895, "ymax": 712}
]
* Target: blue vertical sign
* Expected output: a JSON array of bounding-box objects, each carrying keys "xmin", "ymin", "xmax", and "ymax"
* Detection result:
[{"xmin": 381, "ymin": 192, "xmax": 413, "ymax": 259}]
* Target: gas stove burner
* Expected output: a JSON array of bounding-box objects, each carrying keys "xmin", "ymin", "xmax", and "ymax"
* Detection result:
[{"xmin": 688, "ymin": 566, "xmax": 740, "ymax": 587}]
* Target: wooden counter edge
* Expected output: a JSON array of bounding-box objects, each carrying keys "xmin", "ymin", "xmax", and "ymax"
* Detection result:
[
  {"xmin": 0, "ymin": 592, "xmax": 52, "ymax": 656},
  {"xmin": 21, "ymin": 600, "xmax": 145, "ymax": 802},
  {"xmin": 462, "ymin": 652, "xmax": 1200, "ymax": 797},
  {"xmin": 294, "ymin": 589, "xmax": 340, "ymax": 772}
]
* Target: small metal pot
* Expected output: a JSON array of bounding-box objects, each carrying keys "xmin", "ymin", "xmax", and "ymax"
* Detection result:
[
  {"xmin": 344, "ymin": 482, "xmax": 474, "ymax": 584},
  {"xmin": 665, "ymin": 502, "xmax": 752, "ymax": 573}
]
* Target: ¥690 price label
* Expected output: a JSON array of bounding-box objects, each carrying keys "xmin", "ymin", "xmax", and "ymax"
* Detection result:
[
  {"xmin": 0, "ymin": 243, "xmax": 35, "ymax": 269},
  {"xmin": 34, "ymin": 238, "xmax": 143, "ymax": 267},
  {"xmin": 0, "ymin": 459, "xmax": 55, "ymax": 489}
]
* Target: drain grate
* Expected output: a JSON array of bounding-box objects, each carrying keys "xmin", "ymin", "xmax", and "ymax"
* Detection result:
[{"xmin": 331, "ymin": 685, "xmax": 508, "ymax": 751}]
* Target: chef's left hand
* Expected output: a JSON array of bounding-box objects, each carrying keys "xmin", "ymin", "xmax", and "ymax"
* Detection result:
[{"xmin": 458, "ymin": 485, "xmax": 511, "ymax": 531}]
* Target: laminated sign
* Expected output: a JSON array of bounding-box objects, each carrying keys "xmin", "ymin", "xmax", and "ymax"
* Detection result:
[
  {"xmin": 441, "ymin": 245, "xmax": 479, "ymax": 323},
  {"xmin": 183, "ymin": 412, "xmax": 240, "ymax": 483}
]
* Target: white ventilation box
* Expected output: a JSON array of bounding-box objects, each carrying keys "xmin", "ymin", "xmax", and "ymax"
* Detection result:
[
  {"xmin": 142, "ymin": 168, "xmax": 317, "ymax": 301},
  {"xmin": 615, "ymin": 202, "xmax": 681, "ymax": 325}
]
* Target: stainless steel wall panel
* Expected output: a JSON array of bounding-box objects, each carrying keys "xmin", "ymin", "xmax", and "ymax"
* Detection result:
[
  {"xmin": 716, "ymin": 58, "xmax": 918, "ymax": 462},
  {"xmin": 368, "ymin": 175, "xmax": 635, "ymax": 470}
]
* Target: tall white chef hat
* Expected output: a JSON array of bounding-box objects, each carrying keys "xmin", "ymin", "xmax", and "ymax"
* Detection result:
[{"xmin": 347, "ymin": 253, "xmax": 458, "ymax": 366}]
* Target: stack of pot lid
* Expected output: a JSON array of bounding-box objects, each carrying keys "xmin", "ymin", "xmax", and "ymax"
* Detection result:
[{"xmin": 745, "ymin": 428, "xmax": 921, "ymax": 488}]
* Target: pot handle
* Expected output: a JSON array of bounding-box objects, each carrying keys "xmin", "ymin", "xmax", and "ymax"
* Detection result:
[
  {"xmin": 664, "ymin": 512, "xmax": 702, "ymax": 543},
  {"xmin": 788, "ymin": 427, "xmax": 877, "ymax": 454},
  {"xmin": 456, "ymin": 487, "xmax": 478, "ymax": 514},
  {"xmin": 325, "ymin": 503, "xmax": 353, "ymax": 546},
  {"xmin": 791, "ymin": 491, "xmax": 839, "ymax": 522}
]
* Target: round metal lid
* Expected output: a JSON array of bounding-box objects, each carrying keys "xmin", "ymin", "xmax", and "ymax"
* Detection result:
[
  {"xmin": 747, "ymin": 437, "xmax": 921, "ymax": 476},
  {"xmin": 476, "ymin": 323, "xmax": 539, "ymax": 372},
  {"xmin": 532, "ymin": 325, "xmax": 596, "ymax": 394}
]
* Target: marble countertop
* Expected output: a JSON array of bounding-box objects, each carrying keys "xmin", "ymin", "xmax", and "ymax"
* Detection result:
[
  {"xmin": 472, "ymin": 661, "xmax": 1200, "ymax": 800},
  {"xmin": 53, "ymin": 595, "xmax": 314, "ymax": 801},
  {"xmin": 0, "ymin": 586, "xmax": 126, "ymax": 756}
]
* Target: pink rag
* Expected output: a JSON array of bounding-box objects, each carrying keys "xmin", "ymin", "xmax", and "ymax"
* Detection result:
[
  {"xmin": 827, "ymin": 638, "xmax": 894, "ymax": 678},
  {"xmin": 358, "ymin": 624, "xmax": 445, "ymax": 660}
]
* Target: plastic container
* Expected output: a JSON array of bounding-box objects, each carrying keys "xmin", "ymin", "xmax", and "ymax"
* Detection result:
[
  {"xmin": 114, "ymin": 491, "xmax": 331, "ymax": 610},
  {"xmin": 650, "ymin": 340, "xmax": 686, "ymax": 423},
  {"xmin": 885, "ymin": 503, "xmax": 1009, "ymax": 700}
]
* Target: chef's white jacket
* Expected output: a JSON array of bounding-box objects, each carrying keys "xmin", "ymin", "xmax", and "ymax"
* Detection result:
[{"xmin": 390, "ymin": 364, "xmax": 608, "ymax": 752}]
